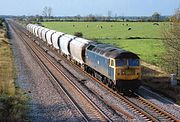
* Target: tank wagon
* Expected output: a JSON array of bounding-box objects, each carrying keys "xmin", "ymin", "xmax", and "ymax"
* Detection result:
[
  {"xmin": 26, "ymin": 24, "xmax": 141, "ymax": 91},
  {"xmin": 37, "ymin": 27, "xmax": 46, "ymax": 39},
  {"xmin": 51, "ymin": 32, "xmax": 65, "ymax": 50},
  {"xmin": 70, "ymin": 38, "xmax": 92, "ymax": 66}
]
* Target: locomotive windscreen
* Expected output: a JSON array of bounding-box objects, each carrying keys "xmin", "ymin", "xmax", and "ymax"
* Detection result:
[
  {"xmin": 115, "ymin": 59, "xmax": 139, "ymax": 66},
  {"xmin": 128, "ymin": 59, "xmax": 139, "ymax": 66}
]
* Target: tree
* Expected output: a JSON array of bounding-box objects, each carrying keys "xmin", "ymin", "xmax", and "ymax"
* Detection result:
[
  {"xmin": 152, "ymin": 12, "xmax": 161, "ymax": 21},
  {"xmin": 47, "ymin": 7, "xmax": 52, "ymax": 18},
  {"xmin": 170, "ymin": 8, "xmax": 180, "ymax": 21},
  {"xmin": 162, "ymin": 8, "xmax": 180, "ymax": 79},
  {"xmin": 85, "ymin": 14, "xmax": 97, "ymax": 21},
  {"xmin": 42, "ymin": 6, "xmax": 52, "ymax": 18},
  {"xmin": 75, "ymin": 14, "xmax": 81, "ymax": 21},
  {"xmin": 74, "ymin": 32, "xmax": 83, "ymax": 37},
  {"xmin": 0, "ymin": 17, "xmax": 5, "ymax": 27},
  {"xmin": 107, "ymin": 10, "xmax": 112, "ymax": 20}
]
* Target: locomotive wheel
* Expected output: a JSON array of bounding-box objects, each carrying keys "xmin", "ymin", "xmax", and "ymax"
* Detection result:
[
  {"xmin": 112, "ymin": 86, "xmax": 116, "ymax": 91},
  {"xmin": 102, "ymin": 79, "xmax": 107, "ymax": 84},
  {"xmin": 108, "ymin": 81, "xmax": 113, "ymax": 88}
]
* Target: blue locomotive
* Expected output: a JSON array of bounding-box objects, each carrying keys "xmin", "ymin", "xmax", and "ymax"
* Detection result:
[{"xmin": 85, "ymin": 42, "xmax": 141, "ymax": 91}]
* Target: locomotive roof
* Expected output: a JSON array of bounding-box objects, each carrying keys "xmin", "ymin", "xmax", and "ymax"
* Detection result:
[{"xmin": 88, "ymin": 42, "xmax": 139, "ymax": 59}]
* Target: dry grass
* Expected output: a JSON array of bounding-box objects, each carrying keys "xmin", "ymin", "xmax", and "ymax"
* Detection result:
[
  {"xmin": 0, "ymin": 29, "xmax": 15, "ymax": 95},
  {"xmin": 0, "ymin": 29, "xmax": 6, "ymax": 38},
  {"xmin": 0, "ymin": 28, "xmax": 29, "ymax": 121}
]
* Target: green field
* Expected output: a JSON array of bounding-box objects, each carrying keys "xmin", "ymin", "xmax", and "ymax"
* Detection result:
[{"xmin": 42, "ymin": 22, "xmax": 169, "ymax": 66}]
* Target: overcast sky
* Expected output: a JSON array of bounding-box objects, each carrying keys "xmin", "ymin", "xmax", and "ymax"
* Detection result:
[{"xmin": 0, "ymin": 0, "xmax": 179, "ymax": 16}]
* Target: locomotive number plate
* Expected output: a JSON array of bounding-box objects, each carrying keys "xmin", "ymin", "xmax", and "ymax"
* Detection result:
[{"xmin": 125, "ymin": 70, "xmax": 134, "ymax": 75}]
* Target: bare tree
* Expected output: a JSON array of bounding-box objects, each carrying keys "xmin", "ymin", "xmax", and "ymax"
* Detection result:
[
  {"xmin": 162, "ymin": 8, "xmax": 180, "ymax": 79},
  {"xmin": 108, "ymin": 10, "xmax": 112, "ymax": 20},
  {"xmin": 47, "ymin": 7, "xmax": 52, "ymax": 18},
  {"xmin": 152, "ymin": 12, "xmax": 161, "ymax": 21},
  {"xmin": 85, "ymin": 14, "xmax": 97, "ymax": 21},
  {"xmin": 115, "ymin": 13, "xmax": 118, "ymax": 20},
  {"xmin": 42, "ymin": 6, "xmax": 48, "ymax": 17},
  {"xmin": 42, "ymin": 6, "xmax": 52, "ymax": 18}
]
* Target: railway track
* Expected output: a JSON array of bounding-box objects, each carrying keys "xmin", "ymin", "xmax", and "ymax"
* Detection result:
[
  {"xmin": 9, "ymin": 21, "xmax": 113, "ymax": 122},
  {"xmin": 127, "ymin": 92, "xmax": 179, "ymax": 122},
  {"xmin": 10, "ymin": 20, "xmax": 180, "ymax": 122}
]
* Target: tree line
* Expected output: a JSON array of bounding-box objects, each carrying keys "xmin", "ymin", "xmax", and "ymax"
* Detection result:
[
  {"xmin": 25, "ymin": 7, "xmax": 169, "ymax": 23},
  {"xmin": 27, "ymin": 14, "xmax": 169, "ymax": 23}
]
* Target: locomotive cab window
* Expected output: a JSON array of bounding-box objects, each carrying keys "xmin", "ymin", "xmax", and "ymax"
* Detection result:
[
  {"xmin": 110, "ymin": 59, "xmax": 115, "ymax": 67},
  {"xmin": 116, "ymin": 59, "xmax": 127, "ymax": 66},
  {"xmin": 87, "ymin": 45, "xmax": 95, "ymax": 51},
  {"xmin": 128, "ymin": 59, "xmax": 139, "ymax": 66}
]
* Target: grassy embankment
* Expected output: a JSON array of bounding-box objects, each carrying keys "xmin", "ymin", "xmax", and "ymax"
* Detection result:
[
  {"xmin": 42, "ymin": 22, "xmax": 180, "ymax": 104},
  {"xmin": 0, "ymin": 19, "xmax": 29, "ymax": 121}
]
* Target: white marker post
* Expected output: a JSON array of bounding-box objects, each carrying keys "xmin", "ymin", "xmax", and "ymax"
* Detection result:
[{"xmin": 170, "ymin": 74, "xmax": 177, "ymax": 86}]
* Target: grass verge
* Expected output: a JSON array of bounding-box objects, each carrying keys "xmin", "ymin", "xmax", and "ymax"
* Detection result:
[{"xmin": 0, "ymin": 23, "xmax": 29, "ymax": 121}]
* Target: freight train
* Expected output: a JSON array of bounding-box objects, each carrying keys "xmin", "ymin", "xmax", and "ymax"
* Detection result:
[{"xmin": 26, "ymin": 24, "xmax": 141, "ymax": 92}]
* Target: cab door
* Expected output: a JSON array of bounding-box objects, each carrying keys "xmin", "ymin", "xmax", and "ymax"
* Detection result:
[{"xmin": 108, "ymin": 58, "xmax": 115, "ymax": 80}]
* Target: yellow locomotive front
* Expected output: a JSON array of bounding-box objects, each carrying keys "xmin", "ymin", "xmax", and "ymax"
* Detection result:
[
  {"xmin": 109, "ymin": 57, "xmax": 141, "ymax": 91},
  {"xmin": 115, "ymin": 58, "xmax": 141, "ymax": 80}
]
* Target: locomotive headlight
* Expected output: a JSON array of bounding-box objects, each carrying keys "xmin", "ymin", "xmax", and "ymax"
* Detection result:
[
  {"xmin": 121, "ymin": 69, "xmax": 125, "ymax": 75},
  {"xmin": 116, "ymin": 69, "xmax": 121, "ymax": 75},
  {"xmin": 136, "ymin": 70, "xmax": 139, "ymax": 75},
  {"xmin": 122, "ymin": 71, "xmax": 125, "ymax": 75}
]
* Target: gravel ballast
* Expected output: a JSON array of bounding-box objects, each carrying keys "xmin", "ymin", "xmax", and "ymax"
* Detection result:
[{"xmin": 139, "ymin": 86, "xmax": 180, "ymax": 120}]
